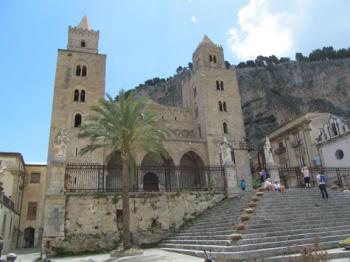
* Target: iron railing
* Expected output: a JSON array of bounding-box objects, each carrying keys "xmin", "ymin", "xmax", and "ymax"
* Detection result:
[
  {"xmin": 279, "ymin": 167, "xmax": 350, "ymax": 188},
  {"xmin": 65, "ymin": 163, "xmax": 225, "ymax": 193}
]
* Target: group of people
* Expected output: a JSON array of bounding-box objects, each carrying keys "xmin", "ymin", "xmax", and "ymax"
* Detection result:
[
  {"xmin": 302, "ymin": 166, "xmax": 329, "ymax": 199},
  {"xmin": 259, "ymin": 169, "xmax": 286, "ymax": 192}
]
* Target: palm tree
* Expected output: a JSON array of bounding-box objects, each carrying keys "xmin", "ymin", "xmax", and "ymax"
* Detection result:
[{"xmin": 78, "ymin": 90, "xmax": 169, "ymax": 250}]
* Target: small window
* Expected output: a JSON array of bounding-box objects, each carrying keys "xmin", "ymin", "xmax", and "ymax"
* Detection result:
[
  {"xmin": 30, "ymin": 173, "xmax": 40, "ymax": 184},
  {"xmin": 27, "ymin": 202, "xmax": 37, "ymax": 220},
  {"xmin": 223, "ymin": 101, "xmax": 227, "ymax": 112},
  {"xmin": 81, "ymin": 40, "xmax": 86, "ymax": 47},
  {"xmin": 219, "ymin": 101, "xmax": 223, "ymax": 111},
  {"xmin": 82, "ymin": 65, "xmax": 87, "ymax": 77},
  {"xmin": 74, "ymin": 90, "xmax": 79, "ymax": 101},
  {"xmin": 209, "ymin": 55, "xmax": 213, "ymax": 62},
  {"xmin": 213, "ymin": 56, "xmax": 217, "ymax": 63},
  {"xmin": 76, "ymin": 65, "xmax": 81, "ymax": 76},
  {"xmin": 216, "ymin": 81, "xmax": 220, "ymax": 90},
  {"xmin": 231, "ymin": 150, "xmax": 236, "ymax": 164},
  {"xmin": 198, "ymin": 124, "xmax": 202, "ymax": 138},
  {"xmin": 223, "ymin": 122, "xmax": 228, "ymax": 134},
  {"xmin": 220, "ymin": 81, "xmax": 224, "ymax": 90},
  {"xmin": 193, "ymin": 87, "xmax": 197, "ymax": 97},
  {"xmin": 80, "ymin": 90, "xmax": 85, "ymax": 102},
  {"xmin": 74, "ymin": 114, "xmax": 82, "ymax": 128},
  {"xmin": 331, "ymin": 123, "xmax": 338, "ymax": 136},
  {"xmin": 335, "ymin": 149, "xmax": 344, "ymax": 160}
]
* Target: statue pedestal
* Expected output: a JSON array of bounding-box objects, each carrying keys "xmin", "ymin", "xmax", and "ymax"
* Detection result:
[
  {"xmin": 267, "ymin": 165, "xmax": 280, "ymax": 183},
  {"xmin": 224, "ymin": 165, "xmax": 241, "ymax": 196}
]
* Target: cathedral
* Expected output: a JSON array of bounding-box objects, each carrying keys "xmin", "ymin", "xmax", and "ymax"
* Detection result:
[{"xmin": 42, "ymin": 16, "xmax": 251, "ymax": 250}]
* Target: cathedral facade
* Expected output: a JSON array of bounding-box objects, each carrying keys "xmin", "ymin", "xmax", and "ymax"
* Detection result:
[{"xmin": 43, "ymin": 16, "xmax": 251, "ymax": 248}]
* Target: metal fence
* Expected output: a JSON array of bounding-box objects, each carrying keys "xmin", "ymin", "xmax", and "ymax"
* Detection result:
[
  {"xmin": 65, "ymin": 163, "xmax": 225, "ymax": 193},
  {"xmin": 279, "ymin": 167, "xmax": 350, "ymax": 188}
]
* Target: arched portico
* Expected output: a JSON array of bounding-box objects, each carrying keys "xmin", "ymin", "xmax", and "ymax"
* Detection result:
[
  {"xmin": 140, "ymin": 154, "xmax": 175, "ymax": 191},
  {"xmin": 105, "ymin": 152, "xmax": 123, "ymax": 191},
  {"xmin": 179, "ymin": 151, "xmax": 206, "ymax": 190}
]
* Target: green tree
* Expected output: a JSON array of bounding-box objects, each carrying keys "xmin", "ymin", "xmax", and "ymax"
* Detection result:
[{"xmin": 79, "ymin": 91, "xmax": 169, "ymax": 250}]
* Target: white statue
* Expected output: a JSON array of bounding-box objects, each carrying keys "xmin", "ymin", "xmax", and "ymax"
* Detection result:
[
  {"xmin": 220, "ymin": 137, "xmax": 233, "ymax": 166},
  {"xmin": 264, "ymin": 136, "xmax": 275, "ymax": 166},
  {"xmin": 54, "ymin": 128, "xmax": 69, "ymax": 158}
]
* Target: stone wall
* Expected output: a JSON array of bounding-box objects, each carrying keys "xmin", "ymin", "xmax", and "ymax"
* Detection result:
[{"xmin": 57, "ymin": 192, "xmax": 225, "ymax": 253}]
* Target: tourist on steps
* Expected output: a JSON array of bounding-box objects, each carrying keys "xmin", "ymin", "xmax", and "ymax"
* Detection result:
[
  {"xmin": 317, "ymin": 171, "xmax": 328, "ymax": 199},
  {"xmin": 301, "ymin": 166, "xmax": 311, "ymax": 188},
  {"xmin": 240, "ymin": 179, "xmax": 246, "ymax": 191}
]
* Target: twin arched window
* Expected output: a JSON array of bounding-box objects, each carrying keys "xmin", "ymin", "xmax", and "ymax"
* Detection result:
[
  {"xmin": 76, "ymin": 65, "xmax": 87, "ymax": 77},
  {"xmin": 74, "ymin": 89, "xmax": 85, "ymax": 102},
  {"xmin": 219, "ymin": 101, "xmax": 227, "ymax": 112},
  {"xmin": 74, "ymin": 113, "xmax": 82, "ymax": 128},
  {"xmin": 209, "ymin": 55, "xmax": 217, "ymax": 63},
  {"xmin": 216, "ymin": 81, "xmax": 224, "ymax": 91}
]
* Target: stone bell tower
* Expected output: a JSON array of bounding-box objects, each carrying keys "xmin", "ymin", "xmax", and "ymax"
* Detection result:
[
  {"xmin": 43, "ymin": 16, "xmax": 106, "ymax": 246},
  {"xmin": 182, "ymin": 35, "xmax": 251, "ymax": 192}
]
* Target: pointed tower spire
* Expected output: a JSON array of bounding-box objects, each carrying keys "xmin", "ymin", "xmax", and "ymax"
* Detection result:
[
  {"xmin": 78, "ymin": 15, "xmax": 92, "ymax": 30},
  {"xmin": 202, "ymin": 34, "xmax": 215, "ymax": 45}
]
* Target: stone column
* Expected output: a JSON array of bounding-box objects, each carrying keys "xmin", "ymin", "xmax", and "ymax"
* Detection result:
[{"xmin": 224, "ymin": 164, "xmax": 241, "ymax": 196}]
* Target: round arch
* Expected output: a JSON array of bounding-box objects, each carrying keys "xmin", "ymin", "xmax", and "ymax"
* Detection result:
[
  {"xmin": 143, "ymin": 172, "xmax": 159, "ymax": 192},
  {"xmin": 179, "ymin": 151, "xmax": 206, "ymax": 191},
  {"xmin": 140, "ymin": 153, "xmax": 175, "ymax": 191}
]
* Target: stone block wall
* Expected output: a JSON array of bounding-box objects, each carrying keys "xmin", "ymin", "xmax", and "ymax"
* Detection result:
[{"xmin": 56, "ymin": 192, "xmax": 225, "ymax": 253}]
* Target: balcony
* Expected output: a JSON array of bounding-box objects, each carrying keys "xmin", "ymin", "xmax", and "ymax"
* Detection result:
[
  {"xmin": 291, "ymin": 139, "xmax": 303, "ymax": 148},
  {"xmin": 274, "ymin": 146, "xmax": 286, "ymax": 155}
]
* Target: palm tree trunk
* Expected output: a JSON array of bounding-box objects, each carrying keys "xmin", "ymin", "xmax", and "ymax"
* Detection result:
[{"xmin": 122, "ymin": 153, "xmax": 131, "ymax": 250}]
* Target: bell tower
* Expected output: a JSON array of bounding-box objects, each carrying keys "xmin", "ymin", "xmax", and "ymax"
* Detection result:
[
  {"xmin": 43, "ymin": 16, "xmax": 106, "ymax": 246},
  {"xmin": 182, "ymin": 35, "xmax": 251, "ymax": 186}
]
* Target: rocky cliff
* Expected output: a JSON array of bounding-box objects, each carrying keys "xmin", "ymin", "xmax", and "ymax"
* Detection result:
[{"xmin": 133, "ymin": 58, "xmax": 350, "ymax": 145}]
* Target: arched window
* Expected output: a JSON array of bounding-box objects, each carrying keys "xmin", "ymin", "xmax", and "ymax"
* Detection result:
[
  {"xmin": 213, "ymin": 56, "xmax": 217, "ymax": 63},
  {"xmin": 331, "ymin": 122, "xmax": 338, "ymax": 136},
  {"xmin": 209, "ymin": 55, "xmax": 213, "ymax": 62},
  {"xmin": 76, "ymin": 65, "xmax": 81, "ymax": 76},
  {"xmin": 82, "ymin": 65, "xmax": 87, "ymax": 77},
  {"xmin": 223, "ymin": 122, "xmax": 228, "ymax": 134},
  {"xmin": 223, "ymin": 101, "xmax": 227, "ymax": 112},
  {"xmin": 219, "ymin": 101, "xmax": 223, "ymax": 111},
  {"xmin": 220, "ymin": 81, "xmax": 224, "ymax": 90},
  {"xmin": 74, "ymin": 90, "xmax": 79, "ymax": 101},
  {"xmin": 74, "ymin": 114, "xmax": 82, "ymax": 128},
  {"xmin": 216, "ymin": 81, "xmax": 220, "ymax": 90},
  {"xmin": 80, "ymin": 90, "xmax": 85, "ymax": 102},
  {"xmin": 81, "ymin": 40, "xmax": 86, "ymax": 47}
]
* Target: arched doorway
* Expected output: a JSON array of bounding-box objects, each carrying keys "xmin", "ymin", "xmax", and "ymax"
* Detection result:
[
  {"xmin": 143, "ymin": 172, "xmax": 159, "ymax": 191},
  {"xmin": 24, "ymin": 227, "xmax": 35, "ymax": 248},
  {"xmin": 179, "ymin": 151, "xmax": 205, "ymax": 190},
  {"xmin": 141, "ymin": 154, "xmax": 175, "ymax": 191},
  {"xmin": 106, "ymin": 152, "xmax": 123, "ymax": 191}
]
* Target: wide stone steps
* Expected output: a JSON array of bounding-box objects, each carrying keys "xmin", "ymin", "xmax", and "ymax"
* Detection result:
[{"xmin": 160, "ymin": 188, "xmax": 350, "ymax": 260}]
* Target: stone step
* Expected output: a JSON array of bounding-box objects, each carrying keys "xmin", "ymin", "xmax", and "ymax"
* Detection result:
[
  {"xmin": 161, "ymin": 240, "xmax": 339, "ymax": 260},
  {"xmin": 160, "ymin": 233, "xmax": 348, "ymax": 253}
]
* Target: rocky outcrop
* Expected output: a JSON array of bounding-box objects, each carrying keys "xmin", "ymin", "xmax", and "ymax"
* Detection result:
[{"xmin": 133, "ymin": 58, "xmax": 350, "ymax": 146}]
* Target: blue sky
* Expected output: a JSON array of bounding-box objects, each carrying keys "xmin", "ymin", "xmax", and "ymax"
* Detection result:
[{"xmin": 1, "ymin": 0, "xmax": 350, "ymax": 163}]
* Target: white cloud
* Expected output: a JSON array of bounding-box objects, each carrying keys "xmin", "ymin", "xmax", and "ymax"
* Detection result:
[
  {"xmin": 191, "ymin": 16, "xmax": 199, "ymax": 24},
  {"xmin": 227, "ymin": 0, "xmax": 294, "ymax": 60}
]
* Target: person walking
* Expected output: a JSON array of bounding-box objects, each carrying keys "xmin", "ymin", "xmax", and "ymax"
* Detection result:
[
  {"xmin": 317, "ymin": 171, "xmax": 329, "ymax": 199},
  {"xmin": 240, "ymin": 179, "xmax": 246, "ymax": 191},
  {"xmin": 301, "ymin": 166, "xmax": 311, "ymax": 188}
]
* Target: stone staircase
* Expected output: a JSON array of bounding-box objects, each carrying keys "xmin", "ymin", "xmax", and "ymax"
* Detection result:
[{"xmin": 160, "ymin": 188, "xmax": 350, "ymax": 261}]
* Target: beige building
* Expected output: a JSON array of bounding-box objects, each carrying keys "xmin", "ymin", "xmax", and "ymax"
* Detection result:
[
  {"xmin": 0, "ymin": 152, "xmax": 24, "ymax": 253},
  {"xmin": 268, "ymin": 112, "xmax": 348, "ymax": 168},
  {"xmin": 43, "ymin": 16, "xmax": 251, "ymax": 248},
  {"xmin": 19, "ymin": 164, "xmax": 47, "ymax": 248}
]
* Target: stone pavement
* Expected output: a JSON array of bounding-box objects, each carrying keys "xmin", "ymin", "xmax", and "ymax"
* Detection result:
[{"xmin": 52, "ymin": 249, "xmax": 203, "ymax": 262}]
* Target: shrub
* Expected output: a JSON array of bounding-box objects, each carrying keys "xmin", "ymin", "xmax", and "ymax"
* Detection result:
[
  {"xmin": 249, "ymin": 202, "xmax": 257, "ymax": 208},
  {"xmin": 229, "ymin": 233, "xmax": 242, "ymax": 241},
  {"xmin": 339, "ymin": 237, "xmax": 350, "ymax": 249},
  {"xmin": 252, "ymin": 179, "xmax": 261, "ymax": 189},
  {"xmin": 251, "ymin": 196, "xmax": 260, "ymax": 202},
  {"xmin": 240, "ymin": 213, "xmax": 251, "ymax": 222},
  {"xmin": 256, "ymin": 192, "xmax": 263, "ymax": 197},
  {"xmin": 244, "ymin": 208, "xmax": 254, "ymax": 214},
  {"xmin": 235, "ymin": 224, "xmax": 245, "ymax": 231}
]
